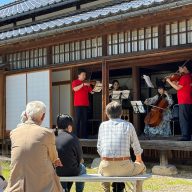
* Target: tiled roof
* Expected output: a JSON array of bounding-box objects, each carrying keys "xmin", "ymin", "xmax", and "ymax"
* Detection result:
[
  {"xmin": 0, "ymin": 0, "xmax": 75, "ymax": 19},
  {"xmin": 0, "ymin": 0, "xmax": 189, "ymax": 43}
]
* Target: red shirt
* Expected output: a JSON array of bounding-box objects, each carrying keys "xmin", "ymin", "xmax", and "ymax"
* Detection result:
[
  {"xmin": 177, "ymin": 74, "xmax": 192, "ymax": 104},
  {"xmin": 72, "ymin": 79, "xmax": 92, "ymax": 106}
]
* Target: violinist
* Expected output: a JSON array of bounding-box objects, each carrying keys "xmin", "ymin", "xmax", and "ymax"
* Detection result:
[
  {"xmin": 72, "ymin": 69, "xmax": 94, "ymax": 138},
  {"xmin": 144, "ymin": 83, "xmax": 173, "ymax": 137},
  {"xmin": 166, "ymin": 61, "xmax": 192, "ymax": 141}
]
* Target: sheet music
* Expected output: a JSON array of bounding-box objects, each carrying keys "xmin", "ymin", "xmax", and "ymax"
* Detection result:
[
  {"xmin": 112, "ymin": 91, "xmax": 122, "ymax": 99},
  {"xmin": 143, "ymin": 75, "xmax": 154, "ymax": 88},
  {"xmin": 92, "ymin": 82, "xmax": 112, "ymax": 92},
  {"xmin": 112, "ymin": 90, "xmax": 130, "ymax": 100},
  {"xmin": 121, "ymin": 90, "xmax": 130, "ymax": 99},
  {"xmin": 92, "ymin": 82, "xmax": 102, "ymax": 92},
  {"xmin": 131, "ymin": 101, "xmax": 145, "ymax": 113}
]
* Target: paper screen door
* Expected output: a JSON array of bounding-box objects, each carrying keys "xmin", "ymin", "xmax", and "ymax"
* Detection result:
[
  {"xmin": 27, "ymin": 70, "xmax": 50, "ymax": 128},
  {"xmin": 6, "ymin": 70, "xmax": 51, "ymax": 130},
  {"xmin": 6, "ymin": 74, "xmax": 27, "ymax": 130}
]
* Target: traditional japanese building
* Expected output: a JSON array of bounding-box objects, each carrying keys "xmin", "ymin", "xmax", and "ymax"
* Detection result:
[{"xmin": 0, "ymin": 0, "xmax": 192, "ymax": 162}]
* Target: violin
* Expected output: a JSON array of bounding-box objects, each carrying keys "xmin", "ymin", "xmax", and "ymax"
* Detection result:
[
  {"xmin": 164, "ymin": 73, "xmax": 183, "ymax": 82},
  {"xmin": 83, "ymin": 80, "xmax": 97, "ymax": 86},
  {"xmin": 164, "ymin": 60, "xmax": 190, "ymax": 83}
]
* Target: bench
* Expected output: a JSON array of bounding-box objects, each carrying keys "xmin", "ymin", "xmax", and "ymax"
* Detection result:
[
  {"xmin": 60, "ymin": 173, "xmax": 151, "ymax": 192},
  {"xmin": 139, "ymin": 139, "xmax": 192, "ymax": 164},
  {"xmin": 80, "ymin": 139, "xmax": 192, "ymax": 166}
]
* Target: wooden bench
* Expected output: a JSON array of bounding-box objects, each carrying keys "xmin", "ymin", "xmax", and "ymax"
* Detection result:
[
  {"xmin": 60, "ymin": 173, "xmax": 151, "ymax": 192},
  {"xmin": 139, "ymin": 139, "xmax": 192, "ymax": 166},
  {"xmin": 80, "ymin": 139, "xmax": 192, "ymax": 166}
]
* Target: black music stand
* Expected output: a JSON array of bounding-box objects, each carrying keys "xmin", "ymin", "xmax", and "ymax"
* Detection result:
[
  {"xmin": 130, "ymin": 101, "xmax": 145, "ymax": 114},
  {"xmin": 111, "ymin": 90, "xmax": 130, "ymax": 101}
]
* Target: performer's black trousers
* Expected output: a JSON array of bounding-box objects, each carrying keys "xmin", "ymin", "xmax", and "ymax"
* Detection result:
[
  {"xmin": 179, "ymin": 104, "xmax": 192, "ymax": 140},
  {"xmin": 75, "ymin": 106, "xmax": 88, "ymax": 139}
]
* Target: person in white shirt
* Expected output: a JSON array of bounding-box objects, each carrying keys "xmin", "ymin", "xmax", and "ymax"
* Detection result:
[{"xmin": 97, "ymin": 101, "xmax": 146, "ymax": 192}]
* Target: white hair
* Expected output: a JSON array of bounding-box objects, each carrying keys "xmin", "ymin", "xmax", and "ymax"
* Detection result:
[
  {"xmin": 25, "ymin": 101, "xmax": 46, "ymax": 122},
  {"xmin": 20, "ymin": 111, "xmax": 27, "ymax": 123}
]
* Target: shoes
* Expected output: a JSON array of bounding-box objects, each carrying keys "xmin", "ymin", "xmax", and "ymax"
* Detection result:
[
  {"xmin": 112, "ymin": 182, "xmax": 125, "ymax": 192},
  {"xmin": 177, "ymin": 137, "xmax": 191, "ymax": 141}
]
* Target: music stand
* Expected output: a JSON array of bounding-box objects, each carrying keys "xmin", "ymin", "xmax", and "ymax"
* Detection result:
[
  {"xmin": 111, "ymin": 91, "xmax": 121, "ymax": 103},
  {"xmin": 93, "ymin": 82, "xmax": 113, "ymax": 93},
  {"xmin": 112, "ymin": 90, "xmax": 130, "ymax": 99},
  {"xmin": 121, "ymin": 90, "xmax": 130, "ymax": 100},
  {"xmin": 130, "ymin": 101, "xmax": 145, "ymax": 114}
]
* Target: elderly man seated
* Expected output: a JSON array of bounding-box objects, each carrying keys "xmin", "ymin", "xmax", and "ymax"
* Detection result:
[
  {"xmin": 5, "ymin": 101, "xmax": 63, "ymax": 192},
  {"xmin": 97, "ymin": 101, "xmax": 146, "ymax": 192}
]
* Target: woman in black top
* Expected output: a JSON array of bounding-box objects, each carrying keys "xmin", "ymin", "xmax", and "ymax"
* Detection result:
[{"xmin": 55, "ymin": 114, "xmax": 86, "ymax": 192}]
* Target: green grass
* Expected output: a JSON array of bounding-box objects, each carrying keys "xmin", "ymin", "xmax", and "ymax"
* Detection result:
[
  {"xmin": 143, "ymin": 176, "xmax": 192, "ymax": 191},
  {"xmin": 2, "ymin": 169, "xmax": 10, "ymax": 180},
  {"xmin": 1, "ymin": 161, "xmax": 10, "ymax": 180},
  {"xmin": 2, "ymin": 161, "xmax": 192, "ymax": 192},
  {"xmin": 70, "ymin": 168, "xmax": 192, "ymax": 192}
]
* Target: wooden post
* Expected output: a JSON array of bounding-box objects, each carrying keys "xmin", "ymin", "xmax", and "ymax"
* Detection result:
[
  {"xmin": 135, "ymin": 181, "xmax": 143, "ymax": 192},
  {"xmin": 158, "ymin": 24, "xmax": 166, "ymax": 48},
  {"xmin": 47, "ymin": 46, "xmax": 53, "ymax": 65},
  {"xmin": 0, "ymin": 70, "xmax": 5, "ymax": 139},
  {"xmin": 132, "ymin": 66, "xmax": 141, "ymax": 134},
  {"xmin": 71, "ymin": 67, "xmax": 78, "ymax": 131},
  {"xmin": 102, "ymin": 60, "xmax": 109, "ymax": 121},
  {"xmin": 160, "ymin": 150, "xmax": 169, "ymax": 166},
  {"xmin": 102, "ymin": 35, "xmax": 108, "ymax": 57}
]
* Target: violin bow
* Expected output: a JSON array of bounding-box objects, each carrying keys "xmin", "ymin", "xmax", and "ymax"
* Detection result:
[
  {"xmin": 88, "ymin": 64, "xmax": 94, "ymax": 82},
  {"xmin": 176, "ymin": 59, "xmax": 190, "ymax": 73}
]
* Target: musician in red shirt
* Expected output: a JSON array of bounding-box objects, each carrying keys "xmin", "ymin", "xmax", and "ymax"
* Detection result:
[
  {"xmin": 166, "ymin": 61, "xmax": 192, "ymax": 141},
  {"xmin": 72, "ymin": 69, "xmax": 93, "ymax": 138}
]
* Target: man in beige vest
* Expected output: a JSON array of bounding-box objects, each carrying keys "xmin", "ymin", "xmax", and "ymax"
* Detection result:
[{"xmin": 5, "ymin": 101, "xmax": 63, "ymax": 192}]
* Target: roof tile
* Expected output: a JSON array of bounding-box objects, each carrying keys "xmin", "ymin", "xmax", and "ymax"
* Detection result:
[
  {"xmin": 0, "ymin": 0, "xmax": 69, "ymax": 19},
  {"xmin": 0, "ymin": 0, "xmax": 186, "ymax": 43}
]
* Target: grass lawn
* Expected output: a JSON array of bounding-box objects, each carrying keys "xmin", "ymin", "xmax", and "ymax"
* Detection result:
[
  {"xmin": 2, "ymin": 161, "xmax": 192, "ymax": 192},
  {"xmin": 70, "ymin": 168, "xmax": 192, "ymax": 192}
]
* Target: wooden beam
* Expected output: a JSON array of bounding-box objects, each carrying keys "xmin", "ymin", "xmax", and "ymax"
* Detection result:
[
  {"xmin": 139, "ymin": 140, "xmax": 192, "ymax": 151},
  {"xmin": 3, "ymin": 45, "xmax": 192, "ymax": 78},
  {"xmin": 108, "ymin": 47, "xmax": 192, "ymax": 69},
  {"xmin": 79, "ymin": 139, "xmax": 192, "ymax": 151},
  {"xmin": 132, "ymin": 66, "xmax": 141, "ymax": 135},
  {"xmin": 0, "ymin": 71, "xmax": 5, "ymax": 139},
  {"xmin": 102, "ymin": 60, "xmax": 109, "ymax": 121}
]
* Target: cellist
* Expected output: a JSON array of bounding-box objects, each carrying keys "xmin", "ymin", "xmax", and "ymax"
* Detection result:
[{"xmin": 144, "ymin": 82, "xmax": 173, "ymax": 137}]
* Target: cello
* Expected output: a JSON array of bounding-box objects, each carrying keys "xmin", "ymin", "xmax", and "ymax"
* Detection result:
[{"xmin": 144, "ymin": 95, "xmax": 169, "ymax": 127}]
